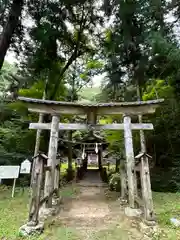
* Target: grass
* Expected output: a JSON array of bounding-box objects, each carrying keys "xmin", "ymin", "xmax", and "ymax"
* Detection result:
[
  {"xmin": 153, "ymin": 191, "xmax": 180, "ymax": 239},
  {"xmin": 93, "ymin": 225, "xmax": 130, "ymax": 240},
  {"xmin": 39, "ymin": 227, "xmax": 80, "ymax": 240},
  {"xmin": 0, "ymin": 184, "xmax": 79, "ymax": 239},
  {"xmin": 1, "ymin": 179, "xmax": 180, "ymax": 239},
  {"xmin": 0, "ymin": 185, "xmax": 29, "ymax": 239},
  {"xmin": 60, "ymin": 163, "xmax": 75, "ymax": 174}
]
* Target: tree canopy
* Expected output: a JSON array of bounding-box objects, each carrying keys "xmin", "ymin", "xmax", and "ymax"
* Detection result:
[{"xmin": 1, "ymin": 0, "xmax": 180, "ymax": 191}]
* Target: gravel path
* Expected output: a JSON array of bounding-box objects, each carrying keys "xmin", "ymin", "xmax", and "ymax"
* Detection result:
[{"xmin": 56, "ymin": 182, "xmax": 150, "ymax": 240}]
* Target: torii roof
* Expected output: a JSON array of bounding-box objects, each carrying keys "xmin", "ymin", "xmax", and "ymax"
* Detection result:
[{"xmin": 18, "ymin": 97, "xmax": 164, "ymax": 116}]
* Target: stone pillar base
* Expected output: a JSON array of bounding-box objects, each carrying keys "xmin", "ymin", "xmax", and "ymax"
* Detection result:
[
  {"xmin": 19, "ymin": 222, "xmax": 44, "ymax": 237},
  {"xmin": 39, "ymin": 207, "xmax": 56, "ymax": 221},
  {"xmin": 125, "ymin": 207, "xmax": 143, "ymax": 217},
  {"xmin": 143, "ymin": 219, "xmax": 157, "ymax": 226},
  {"xmin": 139, "ymin": 221, "xmax": 161, "ymax": 238}
]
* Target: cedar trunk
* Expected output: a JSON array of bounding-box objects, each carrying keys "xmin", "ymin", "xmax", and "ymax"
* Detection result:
[
  {"xmin": 30, "ymin": 87, "xmax": 47, "ymax": 187},
  {"xmin": 0, "ymin": 0, "xmax": 23, "ymax": 69},
  {"xmin": 67, "ymin": 130, "xmax": 73, "ymax": 171}
]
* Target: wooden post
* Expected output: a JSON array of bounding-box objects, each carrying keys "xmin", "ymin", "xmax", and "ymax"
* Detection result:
[
  {"xmin": 139, "ymin": 115, "xmax": 154, "ymax": 220},
  {"xmin": 28, "ymin": 154, "xmax": 44, "ymax": 225},
  {"xmin": 32, "ymin": 156, "xmax": 44, "ymax": 224},
  {"xmin": 139, "ymin": 153, "xmax": 154, "ymax": 220},
  {"xmin": 54, "ymin": 164, "xmax": 60, "ymax": 197},
  {"xmin": 44, "ymin": 115, "xmax": 59, "ymax": 208},
  {"xmin": 120, "ymin": 161, "xmax": 127, "ymax": 199},
  {"xmin": 74, "ymin": 162, "xmax": 77, "ymax": 182},
  {"xmin": 137, "ymin": 85, "xmax": 154, "ymax": 221},
  {"xmin": 67, "ymin": 130, "xmax": 73, "ymax": 171},
  {"xmin": 98, "ymin": 144, "xmax": 102, "ymax": 170},
  {"xmin": 30, "ymin": 117, "xmax": 43, "ymax": 188},
  {"xmin": 123, "ymin": 115, "xmax": 135, "ymax": 208},
  {"xmin": 134, "ymin": 171, "xmax": 138, "ymax": 198},
  {"xmin": 12, "ymin": 178, "xmax": 16, "ymax": 198},
  {"xmin": 28, "ymin": 155, "xmax": 38, "ymax": 223}
]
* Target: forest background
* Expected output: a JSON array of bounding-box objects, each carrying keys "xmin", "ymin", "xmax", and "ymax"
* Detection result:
[{"xmin": 1, "ymin": 0, "xmax": 180, "ymax": 191}]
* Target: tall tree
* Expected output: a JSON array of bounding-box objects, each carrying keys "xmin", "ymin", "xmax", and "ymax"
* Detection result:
[
  {"xmin": 19, "ymin": 0, "xmax": 104, "ymax": 100},
  {"xmin": 18, "ymin": 0, "xmax": 105, "ymax": 159},
  {"xmin": 102, "ymin": 0, "xmax": 174, "ymax": 101},
  {"xmin": 0, "ymin": 0, "xmax": 24, "ymax": 69},
  {"xmin": 99, "ymin": 0, "xmax": 180, "ymax": 193}
]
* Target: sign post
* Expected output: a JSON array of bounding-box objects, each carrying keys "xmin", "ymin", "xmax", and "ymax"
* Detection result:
[
  {"xmin": 12, "ymin": 178, "xmax": 17, "ymax": 198},
  {"xmin": 0, "ymin": 166, "xmax": 20, "ymax": 197}
]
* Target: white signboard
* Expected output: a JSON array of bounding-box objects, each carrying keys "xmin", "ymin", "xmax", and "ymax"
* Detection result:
[
  {"xmin": 0, "ymin": 166, "xmax": 20, "ymax": 179},
  {"xmin": 20, "ymin": 159, "xmax": 31, "ymax": 174}
]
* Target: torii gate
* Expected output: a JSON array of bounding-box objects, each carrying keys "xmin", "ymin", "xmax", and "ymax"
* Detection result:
[{"xmin": 18, "ymin": 96, "xmax": 163, "ymax": 222}]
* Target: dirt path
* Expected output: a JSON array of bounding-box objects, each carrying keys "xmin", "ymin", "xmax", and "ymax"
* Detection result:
[{"xmin": 55, "ymin": 184, "xmax": 150, "ymax": 240}]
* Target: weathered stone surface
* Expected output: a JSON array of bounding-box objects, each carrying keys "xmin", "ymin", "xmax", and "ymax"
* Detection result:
[
  {"xmin": 139, "ymin": 222, "xmax": 150, "ymax": 235},
  {"xmin": 144, "ymin": 219, "xmax": 157, "ymax": 226},
  {"xmin": 139, "ymin": 221, "xmax": 162, "ymax": 238},
  {"xmin": 39, "ymin": 207, "xmax": 55, "ymax": 220},
  {"xmin": 125, "ymin": 207, "xmax": 142, "ymax": 217},
  {"xmin": 19, "ymin": 222, "xmax": 44, "ymax": 236}
]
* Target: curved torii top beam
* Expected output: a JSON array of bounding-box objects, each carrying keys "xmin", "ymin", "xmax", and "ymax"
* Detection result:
[{"xmin": 18, "ymin": 97, "xmax": 164, "ymax": 116}]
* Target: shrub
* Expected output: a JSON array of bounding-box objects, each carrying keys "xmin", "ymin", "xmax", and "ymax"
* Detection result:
[
  {"xmin": 107, "ymin": 168, "xmax": 116, "ymax": 180},
  {"xmin": 109, "ymin": 173, "xmax": 121, "ymax": 192}
]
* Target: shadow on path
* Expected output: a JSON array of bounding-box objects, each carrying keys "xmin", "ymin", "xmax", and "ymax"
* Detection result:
[{"xmin": 77, "ymin": 169, "xmax": 106, "ymax": 187}]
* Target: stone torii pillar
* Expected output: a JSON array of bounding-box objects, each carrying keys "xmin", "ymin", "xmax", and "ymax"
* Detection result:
[{"xmin": 44, "ymin": 115, "xmax": 59, "ymax": 208}]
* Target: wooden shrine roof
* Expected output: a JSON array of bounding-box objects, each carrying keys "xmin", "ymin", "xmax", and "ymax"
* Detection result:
[
  {"xmin": 80, "ymin": 132, "xmax": 104, "ymax": 142},
  {"xmin": 18, "ymin": 97, "xmax": 164, "ymax": 115},
  {"xmin": 18, "ymin": 97, "xmax": 164, "ymax": 107}
]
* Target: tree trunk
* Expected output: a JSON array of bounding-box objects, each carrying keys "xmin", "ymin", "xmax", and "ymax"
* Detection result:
[
  {"xmin": 30, "ymin": 83, "xmax": 47, "ymax": 187},
  {"xmin": 136, "ymin": 84, "xmax": 147, "ymax": 152},
  {"xmin": 67, "ymin": 82, "xmax": 75, "ymax": 173},
  {"xmin": 67, "ymin": 130, "xmax": 74, "ymax": 181},
  {"xmin": 116, "ymin": 158, "xmax": 120, "ymax": 172},
  {"xmin": 67, "ymin": 130, "xmax": 73, "ymax": 171},
  {"xmin": 0, "ymin": 0, "xmax": 23, "ymax": 70},
  {"xmin": 98, "ymin": 145, "xmax": 102, "ymax": 170}
]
